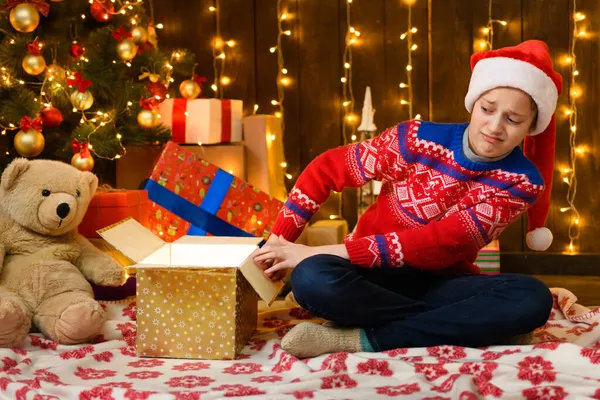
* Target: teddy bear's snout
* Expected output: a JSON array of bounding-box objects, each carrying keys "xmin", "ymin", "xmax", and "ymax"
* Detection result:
[{"xmin": 56, "ymin": 203, "xmax": 70, "ymax": 219}]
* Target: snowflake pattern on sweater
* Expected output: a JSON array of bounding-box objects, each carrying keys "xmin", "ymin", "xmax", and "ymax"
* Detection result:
[{"xmin": 272, "ymin": 120, "xmax": 544, "ymax": 273}]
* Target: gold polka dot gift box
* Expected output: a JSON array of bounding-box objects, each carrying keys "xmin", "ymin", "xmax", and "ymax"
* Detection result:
[{"xmin": 98, "ymin": 217, "xmax": 284, "ymax": 360}]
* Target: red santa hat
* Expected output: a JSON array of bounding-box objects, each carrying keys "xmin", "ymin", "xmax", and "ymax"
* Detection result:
[{"xmin": 464, "ymin": 40, "xmax": 563, "ymax": 251}]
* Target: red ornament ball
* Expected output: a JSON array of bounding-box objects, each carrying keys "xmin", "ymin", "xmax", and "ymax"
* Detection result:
[
  {"xmin": 70, "ymin": 43, "xmax": 84, "ymax": 58},
  {"xmin": 90, "ymin": 0, "xmax": 114, "ymax": 22},
  {"xmin": 40, "ymin": 107, "xmax": 63, "ymax": 128}
]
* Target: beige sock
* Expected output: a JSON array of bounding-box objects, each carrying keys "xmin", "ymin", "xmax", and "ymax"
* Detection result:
[{"xmin": 281, "ymin": 322, "xmax": 364, "ymax": 358}]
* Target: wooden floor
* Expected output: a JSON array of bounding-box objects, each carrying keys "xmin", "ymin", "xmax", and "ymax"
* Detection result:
[{"xmin": 534, "ymin": 275, "xmax": 600, "ymax": 307}]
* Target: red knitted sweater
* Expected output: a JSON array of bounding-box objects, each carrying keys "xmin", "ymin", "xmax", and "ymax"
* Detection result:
[{"xmin": 272, "ymin": 120, "xmax": 544, "ymax": 274}]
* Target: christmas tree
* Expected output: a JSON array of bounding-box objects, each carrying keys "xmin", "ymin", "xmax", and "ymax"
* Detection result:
[{"xmin": 0, "ymin": 0, "xmax": 201, "ymax": 175}]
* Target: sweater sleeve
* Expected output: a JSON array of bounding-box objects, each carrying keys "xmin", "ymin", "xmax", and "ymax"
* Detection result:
[
  {"xmin": 272, "ymin": 123, "xmax": 407, "ymax": 242},
  {"xmin": 344, "ymin": 183, "xmax": 540, "ymax": 270}
]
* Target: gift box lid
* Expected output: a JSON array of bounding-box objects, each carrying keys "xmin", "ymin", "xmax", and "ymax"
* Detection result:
[
  {"xmin": 89, "ymin": 189, "xmax": 149, "ymax": 208},
  {"xmin": 97, "ymin": 217, "xmax": 283, "ymax": 305}
]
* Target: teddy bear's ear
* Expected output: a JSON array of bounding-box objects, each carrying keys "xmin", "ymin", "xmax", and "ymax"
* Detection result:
[
  {"xmin": 1, "ymin": 158, "xmax": 30, "ymax": 191},
  {"xmin": 81, "ymin": 171, "xmax": 98, "ymax": 194}
]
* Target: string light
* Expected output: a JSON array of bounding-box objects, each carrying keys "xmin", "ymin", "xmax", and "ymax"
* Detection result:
[
  {"xmin": 563, "ymin": 1, "xmax": 585, "ymax": 254},
  {"xmin": 400, "ymin": 0, "xmax": 418, "ymax": 118},
  {"xmin": 341, "ymin": 0, "xmax": 359, "ymax": 144},
  {"xmin": 478, "ymin": 0, "xmax": 508, "ymax": 51},
  {"xmin": 210, "ymin": 0, "xmax": 226, "ymax": 98},
  {"xmin": 335, "ymin": 0, "xmax": 360, "ymax": 221},
  {"xmin": 272, "ymin": 0, "xmax": 292, "ymax": 181}
]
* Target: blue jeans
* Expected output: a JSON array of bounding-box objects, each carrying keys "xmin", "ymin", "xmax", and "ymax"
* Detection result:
[{"xmin": 291, "ymin": 254, "xmax": 553, "ymax": 351}]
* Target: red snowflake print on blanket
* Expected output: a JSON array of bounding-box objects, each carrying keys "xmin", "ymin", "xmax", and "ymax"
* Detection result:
[
  {"xmin": 432, "ymin": 374, "xmax": 461, "ymax": 393},
  {"xmin": 120, "ymin": 346, "xmax": 137, "ymax": 357},
  {"xmin": 92, "ymin": 352, "xmax": 114, "ymax": 362},
  {"xmin": 251, "ymin": 375, "xmax": 283, "ymax": 383},
  {"xmin": 128, "ymin": 359, "xmax": 164, "ymax": 368},
  {"xmin": 288, "ymin": 307, "xmax": 315, "ymax": 320},
  {"xmin": 166, "ymin": 375, "xmax": 215, "ymax": 389},
  {"xmin": 1, "ymin": 357, "xmax": 21, "ymax": 375},
  {"xmin": 100, "ymin": 382, "xmax": 133, "ymax": 389},
  {"xmin": 212, "ymin": 384, "xmax": 266, "ymax": 397},
  {"xmin": 125, "ymin": 371, "xmax": 162, "ymax": 380},
  {"xmin": 12, "ymin": 348, "xmax": 27, "ymax": 356},
  {"xmin": 415, "ymin": 363, "xmax": 449, "ymax": 381},
  {"xmin": 320, "ymin": 374, "xmax": 358, "ymax": 389},
  {"xmin": 122, "ymin": 301, "xmax": 137, "ymax": 320},
  {"xmin": 170, "ymin": 392, "xmax": 205, "ymax": 400},
  {"xmin": 29, "ymin": 335, "xmax": 58, "ymax": 350},
  {"xmin": 272, "ymin": 352, "xmax": 299, "ymax": 373},
  {"xmin": 320, "ymin": 352, "xmax": 348, "ymax": 373},
  {"xmin": 459, "ymin": 362, "xmax": 498, "ymax": 380},
  {"xmin": 288, "ymin": 391, "xmax": 315, "ymax": 399},
  {"xmin": 534, "ymin": 342, "xmax": 562, "ymax": 351},
  {"xmin": 79, "ymin": 387, "xmax": 114, "ymax": 400},
  {"xmin": 517, "ymin": 356, "xmax": 557, "ymax": 385},
  {"xmin": 376, "ymin": 383, "xmax": 421, "ymax": 397},
  {"xmin": 75, "ymin": 366, "xmax": 117, "ymax": 380},
  {"xmin": 522, "ymin": 385, "xmax": 568, "ymax": 400},
  {"xmin": 60, "ymin": 345, "xmax": 95, "ymax": 360},
  {"xmin": 356, "ymin": 359, "xmax": 394, "ymax": 376},
  {"xmin": 474, "ymin": 376, "xmax": 504, "ymax": 397},
  {"xmin": 124, "ymin": 389, "xmax": 157, "ymax": 400},
  {"xmin": 481, "ymin": 349, "xmax": 521, "ymax": 360},
  {"xmin": 581, "ymin": 345, "xmax": 600, "ymax": 364},
  {"xmin": 428, "ymin": 345, "xmax": 467, "ymax": 361},
  {"xmin": 223, "ymin": 363, "xmax": 263, "ymax": 375},
  {"xmin": 32, "ymin": 395, "xmax": 59, "ymax": 400},
  {"xmin": 458, "ymin": 392, "xmax": 480, "ymax": 400},
  {"xmin": 263, "ymin": 317, "xmax": 287, "ymax": 328},
  {"xmin": 247, "ymin": 338, "xmax": 268, "ymax": 351},
  {"xmin": 172, "ymin": 362, "xmax": 210, "ymax": 371},
  {"xmin": 384, "ymin": 348, "xmax": 408, "ymax": 357}
]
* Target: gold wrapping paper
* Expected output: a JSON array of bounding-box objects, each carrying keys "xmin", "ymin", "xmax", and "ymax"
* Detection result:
[
  {"xmin": 136, "ymin": 267, "xmax": 258, "ymax": 360},
  {"xmin": 88, "ymin": 238, "xmax": 136, "ymax": 275},
  {"xmin": 306, "ymin": 219, "xmax": 349, "ymax": 246}
]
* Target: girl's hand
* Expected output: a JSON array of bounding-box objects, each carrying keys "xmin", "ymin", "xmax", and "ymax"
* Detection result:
[{"xmin": 252, "ymin": 236, "xmax": 318, "ymax": 280}]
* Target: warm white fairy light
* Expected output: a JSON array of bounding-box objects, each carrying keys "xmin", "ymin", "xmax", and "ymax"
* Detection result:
[
  {"xmin": 342, "ymin": 0, "xmax": 360, "ymax": 145},
  {"xmin": 562, "ymin": 1, "xmax": 587, "ymax": 254},
  {"xmin": 271, "ymin": 0, "xmax": 292, "ymax": 181},
  {"xmin": 478, "ymin": 0, "xmax": 508, "ymax": 51},
  {"xmin": 209, "ymin": 0, "xmax": 234, "ymax": 99},
  {"xmin": 399, "ymin": 0, "xmax": 418, "ymax": 118}
]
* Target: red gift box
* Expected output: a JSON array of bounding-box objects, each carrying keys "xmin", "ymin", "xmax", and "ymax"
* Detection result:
[
  {"xmin": 144, "ymin": 142, "xmax": 283, "ymax": 242},
  {"xmin": 79, "ymin": 189, "xmax": 149, "ymax": 238}
]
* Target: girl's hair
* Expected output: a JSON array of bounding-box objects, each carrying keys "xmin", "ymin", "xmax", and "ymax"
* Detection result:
[{"xmin": 529, "ymin": 96, "xmax": 539, "ymax": 131}]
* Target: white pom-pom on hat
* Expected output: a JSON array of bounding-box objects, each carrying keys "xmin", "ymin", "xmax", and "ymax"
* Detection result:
[{"xmin": 526, "ymin": 227, "xmax": 553, "ymax": 251}]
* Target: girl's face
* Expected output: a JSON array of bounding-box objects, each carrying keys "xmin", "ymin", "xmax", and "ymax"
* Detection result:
[{"xmin": 468, "ymin": 87, "xmax": 537, "ymax": 158}]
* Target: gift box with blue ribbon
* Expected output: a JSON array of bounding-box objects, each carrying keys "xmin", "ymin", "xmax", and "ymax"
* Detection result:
[{"xmin": 143, "ymin": 141, "xmax": 283, "ymax": 243}]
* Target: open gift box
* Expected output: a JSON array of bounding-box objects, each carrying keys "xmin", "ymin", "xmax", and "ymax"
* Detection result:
[{"xmin": 98, "ymin": 217, "xmax": 284, "ymax": 360}]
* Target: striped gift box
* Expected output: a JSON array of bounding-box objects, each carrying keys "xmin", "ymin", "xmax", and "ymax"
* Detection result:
[{"xmin": 475, "ymin": 240, "xmax": 500, "ymax": 275}]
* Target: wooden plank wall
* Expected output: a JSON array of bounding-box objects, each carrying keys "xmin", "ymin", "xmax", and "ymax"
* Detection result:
[{"xmin": 152, "ymin": 0, "xmax": 600, "ymax": 254}]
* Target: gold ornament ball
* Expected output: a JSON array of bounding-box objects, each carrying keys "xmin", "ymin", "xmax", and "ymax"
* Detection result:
[
  {"xmin": 71, "ymin": 152, "xmax": 94, "ymax": 172},
  {"xmin": 131, "ymin": 27, "xmax": 148, "ymax": 44},
  {"xmin": 22, "ymin": 54, "xmax": 46, "ymax": 76},
  {"xmin": 137, "ymin": 109, "xmax": 159, "ymax": 128},
  {"xmin": 179, "ymin": 79, "xmax": 201, "ymax": 100},
  {"xmin": 9, "ymin": 3, "xmax": 40, "ymax": 33},
  {"xmin": 46, "ymin": 63, "xmax": 66, "ymax": 81},
  {"xmin": 117, "ymin": 39, "xmax": 138, "ymax": 61},
  {"xmin": 70, "ymin": 90, "xmax": 94, "ymax": 111},
  {"xmin": 14, "ymin": 129, "xmax": 44, "ymax": 158}
]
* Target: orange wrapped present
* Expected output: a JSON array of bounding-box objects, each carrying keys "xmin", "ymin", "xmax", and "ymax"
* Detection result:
[
  {"xmin": 143, "ymin": 141, "xmax": 283, "ymax": 242},
  {"xmin": 78, "ymin": 188, "xmax": 149, "ymax": 238}
]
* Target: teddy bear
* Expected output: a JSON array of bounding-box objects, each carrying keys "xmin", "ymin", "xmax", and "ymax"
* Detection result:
[{"xmin": 0, "ymin": 158, "xmax": 127, "ymax": 347}]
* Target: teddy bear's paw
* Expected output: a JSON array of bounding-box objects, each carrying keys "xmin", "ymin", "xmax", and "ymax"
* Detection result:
[
  {"xmin": 90, "ymin": 264, "xmax": 128, "ymax": 287},
  {"xmin": 0, "ymin": 298, "xmax": 30, "ymax": 348},
  {"xmin": 55, "ymin": 302, "xmax": 105, "ymax": 345}
]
